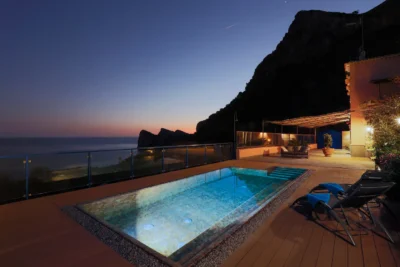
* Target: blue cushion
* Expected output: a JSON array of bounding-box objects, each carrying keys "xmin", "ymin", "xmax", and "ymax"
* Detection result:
[
  {"xmin": 320, "ymin": 183, "xmax": 344, "ymax": 197},
  {"xmin": 307, "ymin": 193, "xmax": 330, "ymax": 208}
]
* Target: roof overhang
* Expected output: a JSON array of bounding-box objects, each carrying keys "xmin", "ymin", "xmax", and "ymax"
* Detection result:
[{"xmin": 266, "ymin": 110, "xmax": 351, "ymax": 129}]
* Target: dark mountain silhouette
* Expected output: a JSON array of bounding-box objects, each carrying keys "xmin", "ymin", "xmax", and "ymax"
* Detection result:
[
  {"xmin": 195, "ymin": 0, "xmax": 400, "ymax": 143},
  {"xmin": 137, "ymin": 0, "xmax": 400, "ymax": 146},
  {"xmin": 138, "ymin": 128, "xmax": 196, "ymax": 147}
]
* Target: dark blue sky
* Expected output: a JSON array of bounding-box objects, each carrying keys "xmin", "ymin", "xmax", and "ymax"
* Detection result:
[{"xmin": 0, "ymin": 0, "xmax": 382, "ymax": 137}]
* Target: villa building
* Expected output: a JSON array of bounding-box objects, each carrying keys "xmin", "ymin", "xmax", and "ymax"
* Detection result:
[{"xmin": 345, "ymin": 53, "xmax": 400, "ymax": 157}]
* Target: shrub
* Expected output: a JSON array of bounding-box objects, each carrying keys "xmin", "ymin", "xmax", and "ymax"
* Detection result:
[
  {"xmin": 363, "ymin": 94, "xmax": 400, "ymax": 158},
  {"xmin": 323, "ymin": 133, "xmax": 333, "ymax": 148},
  {"xmin": 363, "ymin": 95, "xmax": 400, "ymax": 201},
  {"xmin": 377, "ymin": 154, "xmax": 400, "ymax": 201}
]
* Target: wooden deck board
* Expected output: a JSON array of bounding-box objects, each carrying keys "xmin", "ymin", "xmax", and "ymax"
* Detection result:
[
  {"xmin": 283, "ymin": 220, "xmax": 315, "ymax": 267},
  {"xmin": 235, "ymin": 209, "xmax": 293, "ymax": 267},
  {"xmin": 361, "ymin": 230, "xmax": 381, "ymax": 267},
  {"xmin": 388, "ymin": 231, "xmax": 400, "ymax": 266},
  {"xmin": 267, "ymin": 213, "xmax": 308, "ymax": 267},
  {"xmin": 299, "ymin": 225, "xmax": 325, "ymax": 267},
  {"xmin": 315, "ymin": 221, "xmax": 337, "ymax": 267},
  {"xmin": 252, "ymin": 209, "xmax": 299, "ymax": 267},
  {"xmin": 347, "ymin": 229, "xmax": 364, "ymax": 267},
  {"xmin": 332, "ymin": 224, "xmax": 349, "ymax": 267},
  {"xmin": 373, "ymin": 233, "xmax": 396, "ymax": 267}
]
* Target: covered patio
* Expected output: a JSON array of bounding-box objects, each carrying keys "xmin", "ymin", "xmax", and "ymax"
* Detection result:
[
  {"xmin": 266, "ymin": 110, "xmax": 351, "ymax": 149},
  {"xmin": 237, "ymin": 111, "xmax": 361, "ymax": 161}
]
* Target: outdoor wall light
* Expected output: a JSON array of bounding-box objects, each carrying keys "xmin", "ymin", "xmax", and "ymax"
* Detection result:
[
  {"xmin": 396, "ymin": 118, "xmax": 400, "ymax": 125},
  {"xmin": 366, "ymin": 126, "xmax": 374, "ymax": 133}
]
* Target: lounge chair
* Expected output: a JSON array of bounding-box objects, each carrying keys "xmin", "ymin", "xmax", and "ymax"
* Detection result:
[
  {"xmin": 292, "ymin": 181, "xmax": 396, "ymax": 246},
  {"xmin": 309, "ymin": 170, "xmax": 391, "ymax": 196},
  {"xmin": 309, "ymin": 170, "xmax": 397, "ymax": 218},
  {"xmin": 281, "ymin": 146, "xmax": 309, "ymax": 159}
]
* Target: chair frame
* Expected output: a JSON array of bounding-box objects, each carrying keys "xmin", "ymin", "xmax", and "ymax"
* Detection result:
[{"xmin": 292, "ymin": 182, "xmax": 395, "ymax": 246}]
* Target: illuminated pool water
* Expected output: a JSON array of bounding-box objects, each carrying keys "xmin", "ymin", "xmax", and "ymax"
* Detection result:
[{"xmin": 80, "ymin": 167, "xmax": 306, "ymax": 263}]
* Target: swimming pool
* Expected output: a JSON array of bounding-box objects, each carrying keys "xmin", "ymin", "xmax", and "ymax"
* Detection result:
[{"xmin": 77, "ymin": 166, "xmax": 307, "ymax": 265}]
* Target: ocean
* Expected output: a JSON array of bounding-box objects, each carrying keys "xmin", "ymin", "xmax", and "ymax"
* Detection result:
[
  {"xmin": 0, "ymin": 138, "xmax": 139, "ymax": 172},
  {"xmin": 0, "ymin": 137, "xmax": 138, "ymax": 156}
]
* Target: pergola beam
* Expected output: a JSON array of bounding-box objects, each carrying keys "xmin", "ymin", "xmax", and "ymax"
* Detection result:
[{"xmin": 266, "ymin": 110, "xmax": 351, "ymax": 129}]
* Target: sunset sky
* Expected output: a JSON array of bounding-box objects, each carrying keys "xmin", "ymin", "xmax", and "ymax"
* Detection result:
[{"xmin": 0, "ymin": 0, "xmax": 382, "ymax": 137}]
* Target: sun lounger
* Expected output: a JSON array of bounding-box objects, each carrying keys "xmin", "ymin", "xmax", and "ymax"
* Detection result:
[{"xmin": 292, "ymin": 181, "xmax": 395, "ymax": 246}]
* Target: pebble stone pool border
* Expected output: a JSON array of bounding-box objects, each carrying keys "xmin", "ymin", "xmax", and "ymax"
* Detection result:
[{"xmin": 63, "ymin": 168, "xmax": 311, "ymax": 267}]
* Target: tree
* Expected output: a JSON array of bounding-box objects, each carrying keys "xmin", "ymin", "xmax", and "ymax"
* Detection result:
[
  {"xmin": 352, "ymin": 10, "xmax": 359, "ymax": 15},
  {"xmin": 362, "ymin": 94, "xmax": 400, "ymax": 157},
  {"xmin": 363, "ymin": 93, "xmax": 400, "ymax": 201}
]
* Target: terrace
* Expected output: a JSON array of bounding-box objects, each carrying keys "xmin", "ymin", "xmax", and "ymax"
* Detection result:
[
  {"xmin": 243, "ymin": 149, "xmax": 375, "ymax": 170},
  {"xmin": 0, "ymin": 156, "xmax": 398, "ymax": 267}
]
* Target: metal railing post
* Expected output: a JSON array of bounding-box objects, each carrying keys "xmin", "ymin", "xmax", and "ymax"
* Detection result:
[
  {"xmin": 24, "ymin": 155, "xmax": 30, "ymax": 200},
  {"xmin": 161, "ymin": 149, "xmax": 165, "ymax": 172},
  {"xmin": 204, "ymin": 145, "xmax": 207, "ymax": 164},
  {"xmin": 220, "ymin": 145, "xmax": 223, "ymax": 161},
  {"xmin": 130, "ymin": 149, "xmax": 134, "ymax": 178},
  {"xmin": 185, "ymin": 146, "xmax": 189, "ymax": 168},
  {"xmin": 87, "ymin": 152, "xmax": 92, "ymax": 186}
]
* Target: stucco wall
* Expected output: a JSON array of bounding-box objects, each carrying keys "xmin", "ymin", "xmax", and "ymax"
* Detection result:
[
  {"xmin": 237, "ymin": 146, "xmax": 281, "ymax": 159},
  {"xmin": 342, "ymin": 131, "xmax": 350, "ymax": 149},
  {"xmin": 348, "ymin": 55, "xmax": 400, "ymax": 157}
]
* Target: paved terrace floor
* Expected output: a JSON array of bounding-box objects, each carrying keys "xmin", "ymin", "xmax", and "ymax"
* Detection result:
[{"xmin": 0, "ymin": 159, "xmax": 398, "ymax": 267}]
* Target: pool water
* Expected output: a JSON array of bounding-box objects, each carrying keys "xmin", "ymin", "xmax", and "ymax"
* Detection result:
[{"xmin": 81, "ymin": 167, "xmax": 306, "ymax": 262}]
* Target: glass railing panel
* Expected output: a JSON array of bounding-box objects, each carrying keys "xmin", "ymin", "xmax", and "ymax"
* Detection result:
[
  {"xmin": 221, "ymin": 144, "xmax": 233, "ymax": 161},
  {"xmin": 163, "ymin": 147, "xmax": 186, "ymax": 171},
  {"xmin": 249, "ymin": 132, "xmax": 255, "ymax": 146},
  {"xmin": 28, "ymin": 153, "xmax": 88, "ymax": 196},
  {"xmin": 252, "ymin": 132, "xmax": 265, "ymax": 146},
  {"xmin": 240, "ymin": 132, "xmax": 249, "ymax": 147},
  {"xmin": 206, "ymin": 145, "xmax": 221, "ymax": 163},
  {"xmin": 91, "ymin": 150, "xmax": 132, "ymax": 185},
  {"xmin": 236, "ymin": 132, "xmax": 245, "ymax": 147},
  {"xmin": 235, "ymin": 131, "xmax": 318, "ymax": 147},
  {"xmin": 282, "ymin": 134, "xmax": 290, "ymax": 146},
  {"xmin": 188, "ymin": 146, "xmax": 206, "ymax": 167},
  {"xmin": 133, "ymin": 148, "xmax": 162, "ymax": 177},
  {"xmin": 276, "ymin": 133, "xmax": 284, "ymax": 146},
  {"xmin": 0, "ymin": 157, "xmax": 26, "ymax": 202}
]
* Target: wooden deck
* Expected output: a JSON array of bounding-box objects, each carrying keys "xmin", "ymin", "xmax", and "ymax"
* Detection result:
[
  {"xmin": 222, "ymin": 162, "xmax": 400, "ymax": 267},
  {"xmin": 0, "ymin": 159, "xmax": 398, "ymax": 267}
]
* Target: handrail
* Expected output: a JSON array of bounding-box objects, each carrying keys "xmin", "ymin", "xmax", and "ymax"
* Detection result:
[
  {"xmin": 236, "ymin": 131, "xmax": 316, "ymax": 148},
  {"xmin": 236, "ymin": 131, "xmax": 315, "ymax": 136},
  {"xmin": 0, "ymin": 142, "xmax": 234, "ymax": 204},
  {"xmin": 0, "ymin": 143, "xmax": 233, "ymax": 159}
]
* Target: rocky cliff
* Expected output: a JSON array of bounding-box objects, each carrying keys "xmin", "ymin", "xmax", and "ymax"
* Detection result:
[
  {"xmin": 196, "ymin": 0, "xmax": 400, "ymax": 143},
  {"xmin": 137, "ymin": 128, "xmax": 196, "ymax": 148}
]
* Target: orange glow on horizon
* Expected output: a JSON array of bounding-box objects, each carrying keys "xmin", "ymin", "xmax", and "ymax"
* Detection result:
[{"xmin": 1, "ymin": 118, "xmax": 197, "ymax": 137}]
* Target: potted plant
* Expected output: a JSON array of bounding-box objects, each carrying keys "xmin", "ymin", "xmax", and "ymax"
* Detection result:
[{"xmin": 322, "ymin": 133, "xmax": 334, "ymax": 157}]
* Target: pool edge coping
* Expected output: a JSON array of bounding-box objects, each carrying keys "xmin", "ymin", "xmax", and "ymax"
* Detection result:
[{"xmin": 63, "ymin": 167, "xmax": 312, "ymax": 267}]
